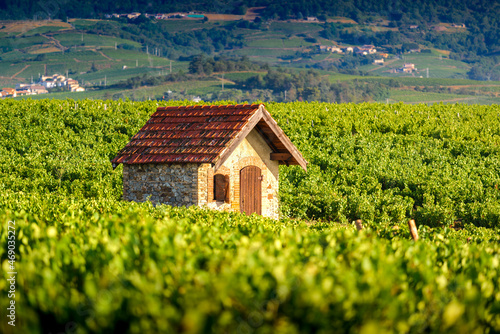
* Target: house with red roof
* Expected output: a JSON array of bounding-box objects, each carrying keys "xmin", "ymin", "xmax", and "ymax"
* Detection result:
[
  {"xmin": 1, "ymin": 88, "xmax": 16, "ymax": 97},
  {"xmin": 112, "ymin": 104, "xmax": 307, "ymax": 218}
]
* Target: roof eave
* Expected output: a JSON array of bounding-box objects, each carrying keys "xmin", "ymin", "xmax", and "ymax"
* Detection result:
[
  {"xmin": 260, "ymin": 106, "xmax": 308, "ymax": 171},
  {"xmin": 214, "ymin": 104, "xmax": 308, "ymax": 172}
]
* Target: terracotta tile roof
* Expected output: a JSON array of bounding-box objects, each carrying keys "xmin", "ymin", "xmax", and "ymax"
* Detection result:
[{"xmin": 112, "ymin": 104, "xmax": 262, "ymax": 165}]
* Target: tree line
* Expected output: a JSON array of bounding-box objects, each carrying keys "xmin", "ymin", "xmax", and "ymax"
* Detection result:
[
  {"xmin": 188, "ymin": 55, "xmax": 268, "ymax": 75},
  {"xmin": 238, "ymin": 69, "xmax": 389, "ymax": 102}
]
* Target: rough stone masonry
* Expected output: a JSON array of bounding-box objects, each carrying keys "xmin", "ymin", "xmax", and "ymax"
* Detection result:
[{"xmin": 123, "ymin": 163, "xmax": 199, "ymax": 206}]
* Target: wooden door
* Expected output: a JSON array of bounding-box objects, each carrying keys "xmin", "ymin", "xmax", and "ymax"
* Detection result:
[{"xmin": 240, "ymin": 166, "xmax": 262, "ymax": 215}]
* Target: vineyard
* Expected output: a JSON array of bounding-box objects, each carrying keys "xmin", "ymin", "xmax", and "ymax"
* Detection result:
[{"xmin": 0, "ymin": 99, "xmax": 499, "ymax": 333}]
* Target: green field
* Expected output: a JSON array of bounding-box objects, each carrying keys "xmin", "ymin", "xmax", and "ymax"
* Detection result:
[
  {"xmin": 364, "ymin": 53, "xmax": 472, "ymax": 79},
  {"xmin": 15, "ymin": 80, "xmax": 226, "ymax": 101},
  {"xmin": 366, "ymin": 76, "xmax": 500, "ymax": 87},
  {"xmin": 117, "ymin": 80, "xmax": 230, "ymax": 100},
  {"xmin": 0, "ymin": 62, "xmax": 30, "ymax": 78},
  {"xmin": 0, "ymin": 49, "xmax": 26, "ymax": 61},
  {"xmin": 53, "ymin": 50, "xmax": 109, "ymax": 61},
  {"xmin": 153, "ymin": 19, "xmax": 212, "ymax": 32},
  {"xmin": 283, "ymin": 37, "xmax": 314, "ymax": 47},
  {"xmin": 100, "ymin": 49, "xmax": 170, "ymax": 63},
  {"xmin": 78, "ymin": 66, "xmax": 165, "ymax": 85},
  {"xmin": 246, "ymin": 36, "xmax": 317, "ymax": 49},
  {"xmin": 387, "ymin": 90, "xmax": 475, "ymax": 103},
  {"xmin": 268, "ymin": 21, "xmax": 324, "ymax": 34},
  {"xmin": 233, "ymin": 47, "xmax": 298, "ymax": 58},
  {"xmin": 1, "ymin": 100, "xmax": 500, "ymax": 333},
  {"xmin": 223, "ymin": 71, "xmax": 265, "ymax": 81},
  {"xmin": 70, "ymin": 19, "xmax": 116, "ymax": 30},
  {"xmin": 306, "ymin": 53, "xmax": 341, "ymax": 62},
  {"xmin": 328, "ymin": 73, "xmax": 379, "ymax": 81},
  {"xmin": 0, "ymin": 17, "xmax": 499, "ymax": 334},
  {"xmin": 53, "ymin": 33, "xmax": 142, "ymax": 48},
  {"xmin": 15, "ymin": 88, "xmax": 123, "ymax": 100},
  {"xmin": 21, "ymin": 25, "xmax": 70, "ymax": 36},
  {"xmin": 0, "ymin": 35, "xmax": 46, "ymax": 49},
  {"xmin": 0, "ymin": 46, "xmax": 185, "ymax": 88},
  {"xmin": 246, "ymin": 38, "xmax": 288, "ymax": 48}
]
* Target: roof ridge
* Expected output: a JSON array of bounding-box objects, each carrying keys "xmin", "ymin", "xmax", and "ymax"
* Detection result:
[{"xmin": 157, "ymin": 103, "xmax": 261, "ymax": 111}]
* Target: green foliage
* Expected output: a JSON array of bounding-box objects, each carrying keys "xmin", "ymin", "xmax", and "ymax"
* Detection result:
[
  {"xmin": 33, "ymin": 54, "xmax": 46, "ymax": 62},
  {"xmin": 1, "ymin": 99, "xmax": 500, "ymax": 333},
  {"xmin": 2, "ymin": 99, "xmax": 500, "ymax": 227},
  {"xmin": 242, "ymin": 70, "xmax": 389, "ymax": 102},
  {"xmin": 272, "ymin": 102, "xmax": 500, "ymax": 227},
  {"xmin": 2, "ymin": 203, "xmax": 500, "ymax": 333},
  {"xmin": 188, "ymin": 55, "xmax": 264, "ymax": 75},
  {"xmin": 402, "ymin": 42, "xmax": 421, "ymax": 52},
  {"xmin": 112, "ymin": 72, "xmax": 189, "ymax": 89}
]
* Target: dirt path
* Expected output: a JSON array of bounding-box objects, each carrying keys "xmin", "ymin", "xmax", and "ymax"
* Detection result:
[
  {"xmin": 244, "ymin": 7, "xmax": 265, "ymax": 21},
  {"xmin": 0, "ymin": 76, "xmax": 23, "ymax": 81},
  {"xmin": 447, "ymin": 84, "xmax": 500, "ymax": 89},
  {"xmin": 11, "ymin": 64, "xmax": 30, "ymax": 79},
  {"xmin": 248, "ymin": 55, "xmax": 290, "ymax": 60},
  {"xmin": 204, "ymin": 14, "xmax": 244, "ymax": 21},
  {"xmin": 320, "ymin": 53, "xmax": 338, "ymax": 62},
  {"xmin": 240, "ymin": 46, "xmax": 303, "ymax": 51},
  {"xmin": 399, "ymin": 97, "xmax": 477, "ymax": 104},
  {"xmin": 98, "ymin": 50, "xmax": 114, "ymax": 61},
  {"xmin": 215, "ymin": 76, "xmax": 236, "ymax": 85},
  {"xmin": 41, "ymin": 34, "xmax": 66, "ymax": 52},
  {"xmin": 368, "ymin": 58, "xmax": 398, "ymax": 72}
]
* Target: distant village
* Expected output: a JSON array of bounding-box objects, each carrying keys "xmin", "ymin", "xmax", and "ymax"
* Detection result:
[
  {"xmin": 319, "ymin": 44, "xmax": 381, "ymax": 56},
  {"xmin": 318, "ymin": 44, "xmax": 419, "ymax": 74},
  {"xmin": 105, "ymin": 12, "xmax": 206, "ymax": 20},
  {"xmin": 0, "ymin": 74, "xmax": 85, "ymax": 98}
]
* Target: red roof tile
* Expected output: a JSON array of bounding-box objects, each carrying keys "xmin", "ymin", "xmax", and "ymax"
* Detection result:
[{"xmin": 112, "ymin": 104, "xmax": 262, "ymax": 165}]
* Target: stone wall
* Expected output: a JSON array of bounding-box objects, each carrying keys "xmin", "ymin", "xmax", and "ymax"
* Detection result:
[
  {"xmin": 123, "ymin": 163, "xmax": 198, "ymax": 206},
  {"xmin": 197, "ymin": 163, "xmax": 211, "ymax": 206}
]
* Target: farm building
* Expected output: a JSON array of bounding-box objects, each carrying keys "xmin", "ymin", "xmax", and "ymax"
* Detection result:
[{"xmin": 111, "ymin": 104, "xmax": 307, "ymax": 218}]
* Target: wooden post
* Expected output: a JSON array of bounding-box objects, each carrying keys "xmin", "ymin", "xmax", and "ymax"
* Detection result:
[
  {"xmin": 408, "ymin": 219, "xmax": 418, "ymax": 241},
  {"xmin": 355, "ymin": 219, "xmax": 363, "ymax": 231}
]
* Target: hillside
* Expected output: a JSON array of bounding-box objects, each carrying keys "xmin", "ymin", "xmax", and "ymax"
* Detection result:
[{"xmin": 1, "ymin": 12, "xmax": 499, "ymax": 104}]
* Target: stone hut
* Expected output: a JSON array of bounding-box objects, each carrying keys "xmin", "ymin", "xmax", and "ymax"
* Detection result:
[{"xmin": 111, "ymin": 104, "xmax": 307, "ymax": 218}]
